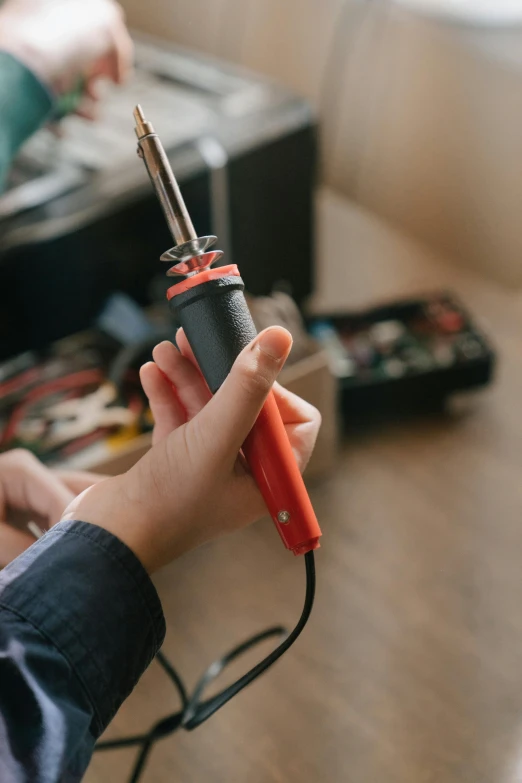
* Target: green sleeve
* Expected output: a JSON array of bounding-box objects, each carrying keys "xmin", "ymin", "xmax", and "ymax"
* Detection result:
[{"xmin": 0, "ymin": 50, "xmax": 54, "ymax": 189}]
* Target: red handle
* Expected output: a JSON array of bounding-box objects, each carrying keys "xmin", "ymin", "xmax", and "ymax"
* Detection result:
[
  {"xmin": 167, "ymin": 269, "xmax": 322, "ymax": 555},
  {"xmin": 242, "ymin": 392, "xmax": 321, "ymax": 555}
]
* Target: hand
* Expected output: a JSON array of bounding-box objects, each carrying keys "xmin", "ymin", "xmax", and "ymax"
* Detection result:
[
  {"xmin": 0, "ymin": 449, "xmax": 106, "ymax": 567},
  {"xmin": 63, "ymin": 327, "xmax": 321, "ymax": 573},
  {"xmin": 0, "ymin": 0, "xmax": 133, "ymax": 115}
]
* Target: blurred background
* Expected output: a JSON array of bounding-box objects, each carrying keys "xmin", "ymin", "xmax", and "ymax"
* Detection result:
[{"xmin": 4, "ymin": 0, "xmax": 522, "ymax": 781}]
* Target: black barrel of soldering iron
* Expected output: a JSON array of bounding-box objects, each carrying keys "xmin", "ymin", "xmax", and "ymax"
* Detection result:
[{"xmin": 169, "ymin": 275, "xmax": 257, "ymax": 393}]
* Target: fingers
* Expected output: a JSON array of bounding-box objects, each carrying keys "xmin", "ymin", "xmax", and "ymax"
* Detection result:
[
  {"xmin": 152, "ymin": 341, "xmax": 212, "ymax": 419},
  {"xmin": 141, "ymin": 340, "xmax": 211, "ymax": 446},
  {"xmin": 84, "ymin": 78, "xmax": 100, "ymax": 102},
  {"xmin": 111, "ymin": 23, "xmax": 134, "ymax": 84},
  {"xmin": 109, "ymin": 1, "xmax": 134, "ymax": 84},
  {"xmin": 53, "ymin": 470, "xmax": 108, "ymax": 495},
  {"xmin": 175, "ymin": 331, "xmax": 320, "ymax": 471},
  {"xmin": 0, "ymin": 522, "xmax": 35, "ymax": 569},
  {"xmin": 273, "ymin": 382, "xmax": 322, "ymax": 427},
  {"xmin": 144, "ymin": 331, "xmax": 319, "ymax": 474},
  {"xmin": 92, "ymin": 40, "xmax": 124, "ymax": 84},
  {"xmin": 176, "ymin": 329, "xmax": 199, "ymax": 368},
  {"xmin": 89, "ymin": 2, "xmax": 134, "ymax": 85},
  {"xmin": 74, "ymin": 99, "xmax": 99, "ymax": 122},
  {"xmin": 73, "ymin": 2, "xmax": 133, "ymax": 118},
  {"xmin": 0, "ymin": 450, "xmax": 74, "ymax": 527},
  {"xmin": 140, "ymin": 361, "xmax": 186, "ymax": 445},
  {"xmin": 273, "ymin": 383, "xmax": 322, "ymax": 472},
  {"xmin": 191, "ymin": 327, "xmax": 292, "ymax": 465}
]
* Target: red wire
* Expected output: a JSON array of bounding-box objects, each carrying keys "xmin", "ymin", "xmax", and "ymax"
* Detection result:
[
  {"xmin": 0, "ymin": 367, "xmax": 43, "ymax": 398},
  {"xmin": 60, "ymin": 427, "xmax": 111, "ymax": 457},
  {"xmin": 1, "ymin": 369, "xmax": 104, "ymax": 447}
]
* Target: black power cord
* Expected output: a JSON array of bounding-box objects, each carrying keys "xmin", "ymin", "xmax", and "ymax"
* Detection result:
[{"xmin": 95, "ymin": 550, "xmax": 316, "ymax": 783}]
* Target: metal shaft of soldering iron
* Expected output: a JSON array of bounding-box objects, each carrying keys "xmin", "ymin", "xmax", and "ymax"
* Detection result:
[{"xmin": 133, "ymin": 105, "xmax": 196, "ymax": 245}]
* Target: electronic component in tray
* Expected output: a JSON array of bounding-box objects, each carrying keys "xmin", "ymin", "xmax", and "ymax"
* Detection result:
[{"xmin": 309, "ymin": 292, "xmax": 495, "ymax": 421}]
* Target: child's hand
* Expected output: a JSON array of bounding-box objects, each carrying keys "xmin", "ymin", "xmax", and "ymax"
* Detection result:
[{"xmin": 64, "ymin": 327, "xmax": 321, "ymax": 572}]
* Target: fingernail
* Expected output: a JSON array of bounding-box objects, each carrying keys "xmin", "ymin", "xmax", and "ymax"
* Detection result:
[{"xmin": 255, "ymin": 327, "xmax": 293, "ymax": 362}]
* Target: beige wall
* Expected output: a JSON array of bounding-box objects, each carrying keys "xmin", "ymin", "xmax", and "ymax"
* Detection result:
[
  {"xmin": 122, "ymin": 0, "xmax": 522, "ymax": 288},
  {"xmin": 325, "ymin": 8, "xmax": 522, "ymax": 288}
]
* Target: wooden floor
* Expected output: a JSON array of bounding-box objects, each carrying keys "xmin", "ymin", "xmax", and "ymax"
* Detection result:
[{"xmin": 86, "ymin": 268, "xmax": 522, "ymax": 782}]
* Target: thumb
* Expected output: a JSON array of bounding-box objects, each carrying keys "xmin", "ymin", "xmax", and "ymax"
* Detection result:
[{"xmin": 192, "ymin": 326, "xmax": 292, "ymax": 464}]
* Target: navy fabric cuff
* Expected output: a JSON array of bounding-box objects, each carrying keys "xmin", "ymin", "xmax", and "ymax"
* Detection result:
[{"xmin": 0, "ymin": 520, "xmax": 165, "ymax": 736}]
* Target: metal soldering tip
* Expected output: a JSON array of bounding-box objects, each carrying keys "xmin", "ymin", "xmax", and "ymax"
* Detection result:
[
  {"xmin": 134, "ymin": 107, "xmax": 215, "ymax": 266},
  {"xmin": 133, "ymin": 104, "xmax": 154, "ymax": 139}
]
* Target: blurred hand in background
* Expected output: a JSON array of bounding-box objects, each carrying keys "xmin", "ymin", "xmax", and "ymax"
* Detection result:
[
  {"xmin": 0, "ymin": 449, "xmax": 106, "ymax": 568},
  {"xmin": 0, "ymin": 0, "xmax": 133, "ymax": 118}
]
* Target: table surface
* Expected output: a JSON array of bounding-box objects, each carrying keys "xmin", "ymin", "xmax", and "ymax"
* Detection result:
[{"xmin": 84, "ymin": 257, "xmax": 522, "ymax": 783}]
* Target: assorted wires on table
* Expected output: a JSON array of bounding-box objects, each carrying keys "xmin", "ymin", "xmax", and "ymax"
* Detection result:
[
  {"xmin": 95, "ymin": 550, "xmax": 316, "ymax": 783},
  {"xmin": 0, "ymin": 335, "xmax": 158, "ymax": 463}
]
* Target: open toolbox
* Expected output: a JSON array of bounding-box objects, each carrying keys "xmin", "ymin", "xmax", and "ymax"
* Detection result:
[{"xmin": 308, "ymin": 292, "xmax": 496, "ymax": 425}]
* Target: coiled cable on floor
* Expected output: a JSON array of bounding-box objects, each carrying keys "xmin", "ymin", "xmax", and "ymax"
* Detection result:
[{"xmin": 95, "ymin": 551, "xmax": 316, "ymax": 783}]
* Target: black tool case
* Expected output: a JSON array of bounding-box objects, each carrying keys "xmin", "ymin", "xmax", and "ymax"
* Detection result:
[
  {"xmin": 308, "ymin": 293, "xmax": 496, "ymax": 427},
  {"xmin": 0, "ymin": 36, "xmax": 316, "ymax": 360}
]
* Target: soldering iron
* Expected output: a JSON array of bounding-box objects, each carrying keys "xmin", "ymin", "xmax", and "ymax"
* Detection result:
[{"xmin": 95, "ymin": 107, "xmax": 322, "ymax": 782}]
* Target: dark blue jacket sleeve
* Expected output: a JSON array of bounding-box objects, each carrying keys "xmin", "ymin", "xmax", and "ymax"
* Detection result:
[{"xmin": 0, "ymin": 520, "xmax": 166, "ymax": 782}]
